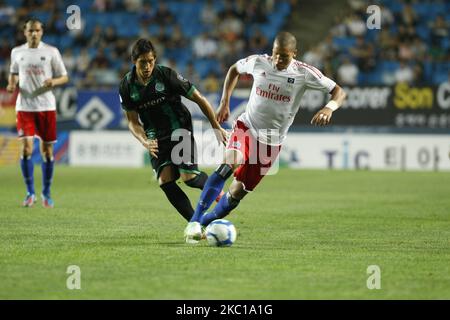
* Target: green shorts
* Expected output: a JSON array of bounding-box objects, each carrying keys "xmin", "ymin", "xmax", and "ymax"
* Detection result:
[{"xmin": 150, "ymin": 132, "xmax": 200, "ymax": 179}]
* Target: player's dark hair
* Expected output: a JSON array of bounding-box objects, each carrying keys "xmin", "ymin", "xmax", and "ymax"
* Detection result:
[
  {"xmin": 274, "ymin": 31, "xmax": 297, "ymax": 50},
  {"xmin": 23, "ymin": 18, "xmax": 44, "ymax": 30},
  {"xmin": 131, "ymin": 38, "xmax": 156, "ymax": 62}
]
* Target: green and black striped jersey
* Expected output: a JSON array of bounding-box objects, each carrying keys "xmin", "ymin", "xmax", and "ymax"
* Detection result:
[{"xmin": 119, "ymin": 65, "xmax": 196, "ymax": 140}]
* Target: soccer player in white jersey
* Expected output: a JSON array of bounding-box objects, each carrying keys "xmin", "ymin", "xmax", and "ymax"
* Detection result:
[
  {"xmin": 6, "ymin": 19, "xmax": 69, "ymax": 208},
  {"xmin": 184, "ymin": 31, "xmax": 346, "ymax": 242}
]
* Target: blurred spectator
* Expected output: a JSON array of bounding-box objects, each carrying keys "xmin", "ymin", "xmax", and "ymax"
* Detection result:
[
  {"xmin": 92, "ymin": 0, "xmax": 114, "ymax": 12},
  {"xmin": 397, "ymin": 24, "xmax": 416, "ymax": 42},
  {"xmin": 337, "ymin": 56, "xmax": 359, "ymax": 86},
  {"xmin": 0, "ymin": 0, "xmax": 16, "ymax": 28},
  {"xmin": 0, "ymin": 65, "xmax": 8, "ymax": 87},
  {"xmin": 201, "ymin": 0, "xmax": 218, "ymax": 26},
  {"xmin": 219, "ymin": 10, "xmax": 244, "ymax": 42},
  {"xmin": 380, "ymin": 4, "xmax": 394, "ymax": 27},
  {"xmin": 245, "ymin": 0, "xmax": 268, "ymax": 24},
  {"xmin": 410, "ymin": 36, "xmax": 428, "ymax": 62},
  {"xmin": 90, "ymin": 47, "xmax": 110, "ymax": 70},
  {"xmin": 302, "ymin": 45, "xmax": 324, "ymax": 70},
  {"xmin": 330, "ymin": 13, "xmax": 348, "ymax": 37},
  {"xmin": 345, "ymin": 13, "xmax": 366, "ymax": 37},
  {"xmin": 394, "ymin": 61, "xmax": 414, "ymax": 84},
  {"xmin": 124, "ymin": 0, "xmax": 142, "ymax": 12},
  {"xmin": 76, "ymin": 48, "xmax": 91, "ymax": 75},
  {"xmin": 318, "ymin": 34, "xmax": 337, "ymax": 61},
  {"xmin": 167, "ymin": 24, "xmax": 187, "ymax": 50},
  {"xmin": 62, "ymin": 48, "xmax": 77, "ymax": 75},
  {"xmin": 429, "ymin": 15, "xmax": 449, "ymax": 47},
  {"xmin": 350, "ymin": 36, "xmax": 375, "ymax": 71},
  {"xmin": 93, "ymin": 0, "xmax": 116, "ymax": 12},
  {"xmin": 398, "ymin": 3, "xmax": 418, "ymax": 27},
  {"xmin": 193, "ymin": 32, "xmax": 218, "ymax": 59},
  {"xmin": 201, "ymin": 72, "xmax": 221, "ymax": 93},
  {"xmin": 184, "ymin": 62, "xmax": 201, "ymax": 86},
  {"xmin": 89, "ymin": 25, "xmax": 104, "ymax": 48},
  {"xmin": 378, "ymin": 28, "xmax": 397, "ymax": 60},
  {"xmin": 398, "ymin": 39, "xmax": 414, "ymax": 62},
  {"xmin": 104, "ymin": 26, "xmax": 118, "ymax": 44},
  {"xmin": 139, "ymin": 3, "xmax": 153, "ymax": 27},
  {"xmin": 412, "ymin": 63, "xmax": 425, "ymax": 85},
  {"xmin": 247, "ymin": 28, "xmax": 269, "ymax": 55},
  {"xmin": 0, "ymin": 41, "xmax": 10, "ymax": 60},
  {"xmin": 153, "ymin": 3, "xmax": 175, "ymax": 26}
]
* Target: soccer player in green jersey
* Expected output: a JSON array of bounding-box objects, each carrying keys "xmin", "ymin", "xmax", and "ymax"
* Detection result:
[{"xmin": 119, "ymin": 39, "xmax": 228, "ymax": 222}]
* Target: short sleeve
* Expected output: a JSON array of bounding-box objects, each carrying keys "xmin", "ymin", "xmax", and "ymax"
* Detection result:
[
  {"xmin": 51, "ymin": 48, "xmax": 68, "ymax": 77},
  {"xmin": 161, "ymin": 66, "xmax": 196, "ymax": 98},
  {"xmin": 9, "ymin": 48, "xmax": 18, "ymax": 74},
  {"xmin": 236, "ymin": 55, "xmax": 258, "ymax": 75},
  {"xmin": 119, "ymin": 77, "xmax": 133, "ymax": 111},
  {"xmin": 304, "ymin": 64, "xmax": 336, "ymax": 93}
]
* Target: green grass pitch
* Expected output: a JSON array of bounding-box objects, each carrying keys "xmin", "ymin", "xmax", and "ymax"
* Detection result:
[{"xmin": 0, "ymin": 166, "xmax": 449, "ymax": 299}]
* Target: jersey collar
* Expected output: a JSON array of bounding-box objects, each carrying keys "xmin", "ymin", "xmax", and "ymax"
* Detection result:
[{"xmin": 26, "ymin": 42, "xmax": 44, "ymax": 49}]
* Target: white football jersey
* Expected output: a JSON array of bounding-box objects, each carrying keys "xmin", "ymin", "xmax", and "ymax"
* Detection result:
[
  {"xmin": 236, "ymin": 54, "xmax": 336, "ymax": 145},
  {"xmin": 10, "ymin": 42, "xmax": 67, "ymax": 111}
]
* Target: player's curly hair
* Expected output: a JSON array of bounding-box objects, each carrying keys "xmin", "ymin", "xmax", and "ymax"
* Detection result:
[{"xmin": 131, "ymin": 38, "xmax": 156, "ymax": 62}]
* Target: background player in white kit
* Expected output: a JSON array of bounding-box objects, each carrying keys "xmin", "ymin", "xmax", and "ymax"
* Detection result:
[
  {"xmin": 6, "ymin": 19, "xmax": 69, "ymax": 208},
  {"xmin": 185, "ymin": 31, "xmax": 347, "ymax": 242}
]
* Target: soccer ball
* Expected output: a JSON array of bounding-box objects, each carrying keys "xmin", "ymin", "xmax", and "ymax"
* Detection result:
[{"xmin": 205, "ymin": 219, "xmax": 237, "ymax": 247}]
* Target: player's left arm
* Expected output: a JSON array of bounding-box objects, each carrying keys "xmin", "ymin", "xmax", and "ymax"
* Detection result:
[
  {"xmin": 311, "ymin": 84, "xmax": 347, "ymax": 126},
  {"xmin": 188, "ymin": 89, "xmax": 228, "ymax": 145},
  {"xmin": 43, "ymin": 75, "xmax": 69, "ymax": 88},
  {"xmin": 164, "ymin": 65, "xmax": 227, "ymax": 145},
  {"xmin": 44, "ymin": 48, "xmax": 70, "ymax": 88}
]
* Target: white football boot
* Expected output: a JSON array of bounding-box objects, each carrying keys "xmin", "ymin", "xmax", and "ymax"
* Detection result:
[{"xmin": 184, "ymin": 221, "xmax": 202, "ymax": 244}]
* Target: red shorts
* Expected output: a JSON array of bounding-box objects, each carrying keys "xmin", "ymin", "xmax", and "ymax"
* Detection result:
[
  {"xmin": 226, "ymin": 120, "xmax": 281, "ymax": 191},
  {"xmin": 16, "ymin": 111, "xmax": 57, "ymax": 142}
]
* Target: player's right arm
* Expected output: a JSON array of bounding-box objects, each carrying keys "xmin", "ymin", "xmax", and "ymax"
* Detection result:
[
  {"xmin": 119, "ymin": 77, "xmax": 158, "ymax": 158},
  {"xmin": 217, "ymin": 55, "xmax": 258, "ymax": 123},
  {"xmin": 7, "ymin": 47, "xmax": 19, "ymax": 92},
  {"xmin": 217, "ymin": 64, "xmax": 240, "ymax": 123},
  {"xmin": 124, "ymin": 110, "xmax": 158, "ymax": 158},
  {"xmin": 6, "ymin": 73, "xmax": 18, "ymax": 92}
]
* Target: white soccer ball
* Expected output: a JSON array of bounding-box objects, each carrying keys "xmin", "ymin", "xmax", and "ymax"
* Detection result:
[{"xmin": 205, "ymin": 219, "xmax": 237, "ymax": 247}]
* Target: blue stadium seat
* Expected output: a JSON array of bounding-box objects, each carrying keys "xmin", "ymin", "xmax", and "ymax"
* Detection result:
[
  {"xmin": 333, "ymin": 37, "xmax": 356, "ymax": 51},
  {"xmin": 415, "ymin": 24, "xmax": 430, "ymax": 41},
  {"xmin": 432, "ymin": 71, "xmax": 448, "ymax": 85}
]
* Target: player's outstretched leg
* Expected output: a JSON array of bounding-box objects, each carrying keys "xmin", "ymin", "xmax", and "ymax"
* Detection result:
[
  {"xmin": 184, "ymin": 171, "xmax": 224, "ymax": 202},
  {"xmin": 200, "ymin": 191, "xmax": 241, "ymax": 226},
  {"xmin": 184, "ymin": 164, "xmax": 233, "ymax": 243},
  {"xmin": 191, "ymin": 164, "xmax": 233, "ymax": 223},
  {"xmin": 160, "ymin": 181, "xmax": 194, "ymax": 221},
  {"xmin": 20, "ymin": 155, "xmax": 35, "ymax": 207},
  {"xmin": 41, "ymin": 156, "xmax": 55, "ymax": 208}
]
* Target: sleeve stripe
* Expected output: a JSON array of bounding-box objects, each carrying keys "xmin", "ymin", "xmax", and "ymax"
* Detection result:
[
  {"xmin": 187, "ymin": 85, "xmax": 196, "ymax": 98},
  {"xmin": 299, "ymin": 62, "xmax": 323, "ymax": 79}
]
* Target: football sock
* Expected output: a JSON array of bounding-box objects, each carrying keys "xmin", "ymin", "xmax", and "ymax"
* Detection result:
[
  {"xmin": 184, "ymin": 171, "xmax": 208, "ymax": 189},
  {"xmin": 20, "ymin": 156, "xmax": 35, "ymax": 195},
  {"xmin": 200, "ymin": 192, "xmax": 240, "ymax": 226},
  {"xmin": 190, "ymin": 171, "xmax": 228, "ymax": 222},
  {"xmin": 160, "ymin": 181, "xmax": 194, "ymax": 221},
  {"xmin": 41, "ymin": 156, "xmax": 54, "ymax": 197}
]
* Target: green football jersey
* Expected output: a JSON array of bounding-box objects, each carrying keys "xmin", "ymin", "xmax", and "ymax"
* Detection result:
[{"xmin": 119, "ymin": 65, "xmax": 196, "ymax": 140}]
